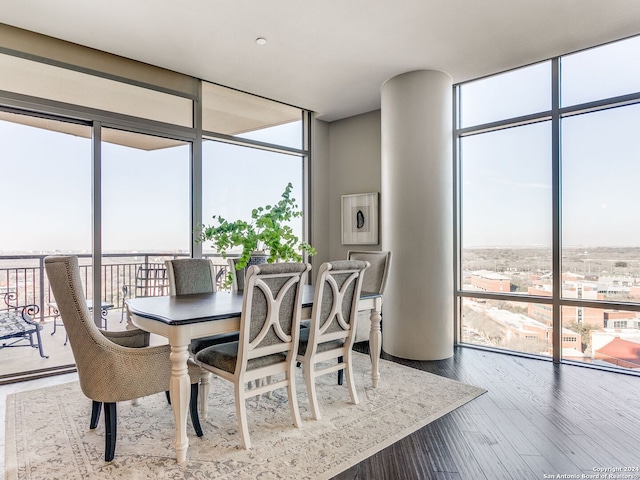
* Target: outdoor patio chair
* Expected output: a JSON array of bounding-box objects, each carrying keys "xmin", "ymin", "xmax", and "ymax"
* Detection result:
[
  {"xmin": 120, "ymin": 264, "xmax": 169, "ymax": 322},
  {"xmin": 45, "ymin": 255, "xmax": 203, "ymax": 462},
  {"xmin": 0, "ymin": 292, "xmax": 48, "ymax": 358}
]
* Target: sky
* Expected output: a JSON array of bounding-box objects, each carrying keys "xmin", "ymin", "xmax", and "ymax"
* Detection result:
[
  {"xmin": 460, "ymin": 35, "xmax": 640, "ymax": 249},
  {"xmin": 1, "ymin": 36, "xmax": 640, "ymax": 254},
  {"xmin": 0, "ymin": 120, "xmax": 303, "ymax": 253}
]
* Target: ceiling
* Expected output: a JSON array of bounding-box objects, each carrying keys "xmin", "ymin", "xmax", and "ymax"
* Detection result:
[{"xmin": 2, "ymin": 0, "xmax": 640, "ymax": 122}]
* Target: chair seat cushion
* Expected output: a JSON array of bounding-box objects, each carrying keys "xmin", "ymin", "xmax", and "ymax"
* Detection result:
[
  {"xmin": 0, "ymin": 311, "xmax": 40, "ymax": 340},
  {"xmin": 297, "ymin": 327, "xmax": 344, "ymax": 357},
  {"xmin": 196, "ymin": 341, "xmax": 286, "ymax": 374},
  {"xmin": 189, "ymin": 332, "xmax": 240, "ymax": 355}
]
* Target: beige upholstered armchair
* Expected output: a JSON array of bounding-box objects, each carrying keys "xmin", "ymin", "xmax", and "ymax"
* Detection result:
[
  {"xmin": 297, "ymin": 260, "xmax": 369, "ymax": 420},
  {"xmin": 44, "ymin": 255, "xmax": 203, "ymax": 462},
  {"xmin": 195, "ymin": 262, "xmax": 310, "ymax": 449}
]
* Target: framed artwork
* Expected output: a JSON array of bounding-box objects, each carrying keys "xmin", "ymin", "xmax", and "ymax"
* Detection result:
[{"xmin": 341, "ymin": 192, "xmax": 379, "ymax": 245}]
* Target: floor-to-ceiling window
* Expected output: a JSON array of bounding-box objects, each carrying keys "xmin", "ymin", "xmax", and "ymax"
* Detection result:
[
  {"xmin": 200, "ymin": 81, "xmax": 307, "ymax": 264},
  {"xmin": 201, "ymin": 141, "xmax": 305, "ymax": 254},
  {"xmin": 456, "ymin": 35, "xmax": 640, "ymax": 371},
  {"xmin": 0, "ymin": 111, "xmax": 91, "ymax": 377},
  {"xmin": 0, "ymin": 39, "xmax": 309, "ymax": 381}
]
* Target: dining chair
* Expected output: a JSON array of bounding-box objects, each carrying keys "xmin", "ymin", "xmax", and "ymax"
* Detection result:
[
  {"xmin": 195, "ymin": 262, "xmax": 310, "ymax": 449},
  {"xmin": 165, "ymin": 258, "xmax": 241, "ymax": 356},
  {"xmin": 335, "ymin": 250, "xmax": 391, "ymax": 385},
  {"xmin": 227, "ymin": 257, "xmax": 246, "ymax": 292},
  {"xmin": 44, "ymin": 255, "xmax": 203, "ymax": 462},
  {"xmin": 347, "ymin": 250, "xmax": 392, "ymax": 343},
  {"xmin": 165, "ymin": 258, "xmax": 240, "ymax": 413},
  {"xmin": 166, "ymin": 258, "xmax": 217, "ymax": 295},
  {"xmin": 297, "ymin": 259, "xmax": 369, "ymax": 420}
]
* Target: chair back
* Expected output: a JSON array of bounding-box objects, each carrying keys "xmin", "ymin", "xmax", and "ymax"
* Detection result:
[
  {"xmin": 306, "ymin": 260, "xmax": 369, "ymax": 355},
  {"xmin": 347, "ymin": 250, "xmax": 392, "ymax": 297},
  {"xmin": 227, "ymin": 258, "xmax": 245, "ymax": 292},
  {"xmin": 134, "ymin": 265, "xmax": 169, "ymax": 297},
  {"xmin": 237, "ymin": 262, "xmax": 310, "ymax": 374},
  {"xmin": 166, "ymin": 258, "xmax": 217, "ymax": 295},
  {"xmin": 44, "ymin": 256, "xmax": 120, "ymax": 397}
]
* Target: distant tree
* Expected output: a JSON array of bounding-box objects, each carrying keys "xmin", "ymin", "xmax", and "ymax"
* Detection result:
[
  {"xmin": 495, "ymin": 300, "xmax": 527, "ymax": 314},
  {"xmin": 501, "ymin": 337, "xmax": 549, "ymax": 355},
  {"xmin": 462, "ymin": 308, "xmax": 505, "ymax": 344},
  {"xmin": 567, "ymin": 321, "xmax": 595, "ymax": 353},
  {"xmin": 615, "ymin": 261, "xmax": 628, "ymax": 268}
]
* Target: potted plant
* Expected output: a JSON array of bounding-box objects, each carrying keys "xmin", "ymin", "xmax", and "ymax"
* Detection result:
[{"xmin": 200, "ymin": 182, "xmax": 316, "ymax": 287}]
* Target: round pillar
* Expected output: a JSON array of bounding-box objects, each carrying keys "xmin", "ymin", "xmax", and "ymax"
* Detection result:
[{"xmin": 381, "ymin": 70, "xmax": 453, "ymax": 360}]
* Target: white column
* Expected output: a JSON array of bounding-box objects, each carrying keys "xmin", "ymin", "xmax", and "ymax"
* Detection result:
[{"xmin": 381, "ymin": 70, "xmax": 453, "ymax": 360}]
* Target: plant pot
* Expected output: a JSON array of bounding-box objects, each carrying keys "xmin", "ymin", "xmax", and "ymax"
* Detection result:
[{"xmin": 247, "ymin": 252, "xmax": 268, "ymax": 268}]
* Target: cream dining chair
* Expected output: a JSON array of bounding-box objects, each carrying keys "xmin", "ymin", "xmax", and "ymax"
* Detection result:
[
  {"xmin": 195, "ymin": 262, "xmax": 310, "ymax": 449},
  {"xmin": 297, "ymin": 259, "xmax": 369, "ymax": 420},
  {"xmin": 347, "ymin": 250, "xmax": 392, "ymax": 343},
  {"xmin": 165, "ymin": 258, "xmax": 240, "ymax": 414},
  {"xmin": 334, "ymin": 250, "xmax": 392, "ymax": 385},
  {"xmin": 227, "ymin": 257, "xmax": 246, "ymax": 292},
  {"xmin": 165, "ymin": 258, "xmax": 240, "ymax": 357},
  {"xmin": 45, "ymin": 255, "xmax": 203, "ymax": 462}
]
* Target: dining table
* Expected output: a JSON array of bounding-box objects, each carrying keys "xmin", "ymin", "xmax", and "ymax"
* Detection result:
[{"xmin": 126, "ymin": 284, "xmax": 383, "ymax": 463}]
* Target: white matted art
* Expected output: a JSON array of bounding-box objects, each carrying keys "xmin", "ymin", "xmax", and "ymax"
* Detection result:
[{"xmin": 341, "ymin": 192, "xmax": 379, "ymax": 245}]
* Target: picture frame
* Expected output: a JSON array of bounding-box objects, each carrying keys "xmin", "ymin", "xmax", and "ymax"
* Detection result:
[{"xmin": 341, "ymin": 192, "xmax": 379, "ymax": 245}]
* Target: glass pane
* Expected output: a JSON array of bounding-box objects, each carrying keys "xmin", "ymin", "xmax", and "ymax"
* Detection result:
[
  {"xmin": 562, "ymin": 104, "xmax": 640, "ymax": 303},
  {"xmin": 461, "ymin": 297, "xmax": 553, "ymax": 357},
  {"xmin": 562, "ymin": 306, "xmax": 640, "ymax": 370},
  {"xmin": 202, "ymin": 82, "xmax": 302, "ymax": 148},
  {"xmin": 101, "ymin": 129, "xmax": 191, "ymax": 254},
  {"xmin": 0, "ymin": 112, "xmax": 92, "ymax": 254},
  {"xmin": 461, "ymin": 122, "xmax": 552, "ymax": 285},
  {"xmin": 201, "ymin": 139, "xmax": 304, "ymax": 258},
  {"xmin": 101, "ymin": 129, "xmax": 191, "ymax": 332},
  {"xmin": 561, "ymin": 35, "xmax": 640, "ymax": 107},
  {"xmin": 236, "ymin": 120, "xmax": 302, "ymax": 149},
  {"xmin": 0, "ymin": 53, "xmax": 192, "ymax": 127},
  {"xmin": 0, "ymin": 111, "xmax": 91, "ymax": 376},
  {"xmin": 459, "ymin": 61, "xmax": 551, "ymax": 128}
]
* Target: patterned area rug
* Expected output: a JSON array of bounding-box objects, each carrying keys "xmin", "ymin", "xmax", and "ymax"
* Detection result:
[{"xmin": 5, "ymin": 353, "xmax": 485, "ymax": 479}]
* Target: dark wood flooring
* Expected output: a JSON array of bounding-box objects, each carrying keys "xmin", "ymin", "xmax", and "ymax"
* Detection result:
[{"xmin": 334, "ymin": 345, "xmax": 640, "ymax": 480}]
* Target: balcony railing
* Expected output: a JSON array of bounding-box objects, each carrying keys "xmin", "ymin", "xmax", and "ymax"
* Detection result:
[{"xmin": 0, "ymin": 253, "xmax": 229, "ymax": 322}]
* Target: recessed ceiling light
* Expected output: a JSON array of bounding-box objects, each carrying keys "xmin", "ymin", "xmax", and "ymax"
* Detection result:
[{"xmin": 256, "ymin": 37, "xmax": 267, "ymax": 45}]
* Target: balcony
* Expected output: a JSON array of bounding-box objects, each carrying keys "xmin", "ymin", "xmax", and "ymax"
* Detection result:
[{"xmin": 0, "ymin": 253, "xmax": 229, "ymax": 382}]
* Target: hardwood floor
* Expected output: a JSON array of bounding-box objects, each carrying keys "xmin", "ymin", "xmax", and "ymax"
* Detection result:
[
  {"xmin": 334, "ymin": 345, "xmax": 640, "ymax": 480},
  {"xmin": 2, "ymin": 346, "xmax": 639, "ymax": 480}
]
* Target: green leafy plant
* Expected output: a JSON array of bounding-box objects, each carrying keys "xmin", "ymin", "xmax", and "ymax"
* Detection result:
[{"xmin": 200, "ymin": 183, "xmax": 316, "ymax": 287}]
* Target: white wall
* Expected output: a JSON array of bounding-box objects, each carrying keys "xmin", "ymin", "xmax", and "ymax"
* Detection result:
[{"xmin": 327, "ymin": 110, "xmax": 382, "ymax": 260}]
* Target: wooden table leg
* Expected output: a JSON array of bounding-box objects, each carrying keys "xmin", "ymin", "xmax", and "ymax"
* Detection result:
[
  {"xmin": 369, "ymin": 298, "xmax": 382, "ymax": 388},
  {"xmin": 199, "ymin": 370, "xmax": 211, "ymax": 419},
  {"xmin": 169, "ymin": 341, "xmax": 191, "ymax": 464}
]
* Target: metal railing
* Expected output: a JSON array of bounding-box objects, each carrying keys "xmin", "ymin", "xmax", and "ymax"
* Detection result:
[{"xmin": 0, "ymin": 253, "xmax": 229, "ymax": 322}]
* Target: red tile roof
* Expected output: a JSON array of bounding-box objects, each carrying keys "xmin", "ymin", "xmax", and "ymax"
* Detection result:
[{"xmin": 595, "ymin": 337, "xmax": 640, "ymax": 367}]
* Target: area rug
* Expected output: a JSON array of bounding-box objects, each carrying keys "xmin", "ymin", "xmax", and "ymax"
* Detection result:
[{"xmin": 5, "ymin": 353, "xmax": 485, "ymax": 480}]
